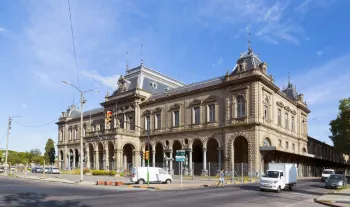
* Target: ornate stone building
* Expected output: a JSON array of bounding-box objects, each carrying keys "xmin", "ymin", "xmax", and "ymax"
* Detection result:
[{"xmin": 56, "ymin": 46, "xmax": 350, "ymax": 176}]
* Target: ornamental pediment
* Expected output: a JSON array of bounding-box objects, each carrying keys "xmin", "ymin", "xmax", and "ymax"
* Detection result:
[
  {"xmin": 291, "ymin": 110, "xmax": 297, "ymax": 115},
  {"xmin": 189, "ymin": 99, "xmax": 202, "ymax": 106},
  {"xmin": 152, "ymin": 107, "xmax": 163, "ymax": 114},
  {"xmin": 169, "ymin": 103, "xmax": 181, "ymax": 111},
  {"xmin": 276, "ymin": 101, "xmax": 284, "ymax": 107},
  {"xmin": 143, "ymin": 109, "xmax": 152, "ymax": 115},
  {"xmin": 284, "ymin": 106, "xmax": 291, "ymax": 112},
  {"xmin": 203, "ymin": 95, "xmax": 218, "ymax": 103}
]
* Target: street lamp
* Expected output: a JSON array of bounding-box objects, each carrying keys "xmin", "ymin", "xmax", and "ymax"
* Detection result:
[
  {"xmin": 62, "ymin": 80, "xmax": 99, "ymax": 181},
  {"xmin": 4, "ymin": 116, "xmax": 22, "ymax": 175}
]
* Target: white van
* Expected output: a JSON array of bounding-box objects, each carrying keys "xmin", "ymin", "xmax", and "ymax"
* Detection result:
[
  {"xmin": 130, "ymin": 167, "xmax": 172, "ymax": 184},
  {"xmin": 321, "ymin": 169, "xmax": 335, "ymax": 182},
  {"xmin": 260, "ymin": 163, "xmax": 297, "ymax": 193}
]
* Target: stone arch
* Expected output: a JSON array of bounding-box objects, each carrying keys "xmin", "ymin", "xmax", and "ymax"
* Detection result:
[
  {"xmin": 189, "ymin": 138, "xmax": 204, "ymax": 149},
  {"xmin": 203, "ymin": 136, "xmax": 221, "ymax": 149},
  {"xmin": 172, "ymin": 140, "xmax": 183, "ymax": 175},
  {"xmin": 88, "ymin": 143, "xmax": 94, "ymax": 169},
  {"xmin": 262, "ymin": 137, "xmax": 271, "ymax": 146},
  {"xmin": 122, "ymin": 142, "xmax": 136, "ymax": 170},
  {"xmin": 206, "ymin": 137, "xmax": 220, "ymax": 175},
  {"xmin": 155, "ymin": 142, "xmax": 164, "ymax": 167},
  {"xmin": 191, "ymin": 138, "xmax": 204, "ymax": 175},
  {"xmin": 97, "ymin": 142, "xmax": 104, "ymax": 170},
  {"xmin": 107, "ymin": 141, "xmax": 115, "ymax": 170},
  {"xmin": 228, "ymin": 132, "xmax": 252, "ymax": 174}
]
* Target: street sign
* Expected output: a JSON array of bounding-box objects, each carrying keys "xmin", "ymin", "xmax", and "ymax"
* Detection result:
[{"xmin": 175, "ymin": 150, "xmax": 185, "ymax": 162}]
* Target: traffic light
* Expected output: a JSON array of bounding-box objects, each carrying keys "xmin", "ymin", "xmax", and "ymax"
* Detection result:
[
  {"xmin": 105, "ymin": 111, "xmax": 113, "ymax": 124},
  {"xmin": 145, "ymin": 151, "xmax": 150, "ymax": 160},
  {"xmin": 142, "ymin": 151, "xmax": 146, "ymax": 160}
]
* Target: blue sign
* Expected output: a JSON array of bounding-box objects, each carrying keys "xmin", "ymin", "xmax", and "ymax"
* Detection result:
[{"xmin": 175, "ymin": 150, "xmax": 185, "ymax": 162}]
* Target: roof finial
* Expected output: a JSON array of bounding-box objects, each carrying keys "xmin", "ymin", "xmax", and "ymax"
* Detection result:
[
  {"xmin": 288, "ymin": 72, "xmax": 291, "ymax": 86},
  {"xmin": 141, "ymin": 44, "xmax": 144, "ymax": 66},
  {"xmin": 126, "ymin": 50, "xmax": 129, "ymax": 73},
  {"xmin": 248, "ymin": 26, "xmax": 252, "ymax": 53}
]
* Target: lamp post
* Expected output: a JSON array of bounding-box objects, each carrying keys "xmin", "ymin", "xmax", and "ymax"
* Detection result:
[
  {"xmin": 4, "ymin": 116, "xmax": 22, "ymax": 175},
  {"xmin": 62, "ymin": 80, "xmax": 99, "ymax": 181}
]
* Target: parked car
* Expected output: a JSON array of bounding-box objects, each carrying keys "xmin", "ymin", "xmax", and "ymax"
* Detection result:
[
  {"xmin": 325, "ymin": 174, "xmax": 348, "ymax": 189},
  {"xmin": 321, "ymin": 169, "xmax": 335, "ymax": 182},
  {"xmin": 0, "ymin": 167, "xmax": 4, "ymax": 173},
  {"xmin": 130, "ymin": 167, "xmax": 172, "ymax": 184},
  {"xmin": 260, "ymin": 163, "xmax": 297, "ymax": 193},
  {"xmin": 36, "ymin": 167, "xmax": 43, "ymax": 173},
  {"xmin": 47, "ymin": 167, "xmax": 60, "ymax": 174}
]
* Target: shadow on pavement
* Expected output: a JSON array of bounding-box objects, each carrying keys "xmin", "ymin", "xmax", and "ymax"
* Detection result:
[
  {"xmin": 3, "ymin": 192, "xmax": 90, "ymax": 207},
  {"xmin": 237, "ymin": 185, "xmax": 326, "ymax": 196}
]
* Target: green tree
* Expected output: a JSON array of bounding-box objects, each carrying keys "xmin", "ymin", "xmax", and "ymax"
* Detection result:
[
  {"xmin": 329, "ymin": 98, "xmax": 350, "ymax": 154},
  {"xmin": 44, "ymin": 138, "xmax": 56, "ymax": 164}
]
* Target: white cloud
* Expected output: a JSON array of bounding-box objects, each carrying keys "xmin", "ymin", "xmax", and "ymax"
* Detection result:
[
  {"xmin": 0, "ymin": 27, "xmax": 4, "ymax": 32},
  {"xmin": 316, "ymin": 46, "xmax": 329, "ymax": 56},
  {"xmin": 290, "ymin": 54, "xmax": 350, "ymax": 142},
  {"xmin": 80, "ymin": 70, "xmax": 119, "ymax": 90},
  {"xmin": 212, "ymin": 57, "xmax": 224, "ymax": 68},
  {"xmin": 295, "ymin": 0, "xmax": 335, "ymax": 19},
  {"xmin": 196, "ymin": 0, "xmax": 305, "ymax": 45},
  {"xmin": 21, "ymin": 104, "xmax": 28, "ymax": 109}
]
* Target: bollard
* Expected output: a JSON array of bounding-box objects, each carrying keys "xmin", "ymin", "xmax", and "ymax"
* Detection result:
[
  {"xmin": 192, "ymin": 162, "xmax": 194, "ymax": 180},
  {"xmin": 208, "ymin": 162, "xmax": 211, "ymax": 181}
]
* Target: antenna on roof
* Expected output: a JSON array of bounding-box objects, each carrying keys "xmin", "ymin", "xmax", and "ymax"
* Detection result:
[
  {"xmin": 126, "ymin": 50, "xmax": 129, "ymax": 73},
  {"xmin": 141, "ymin": 44, "xmax": 144, "ymax": 66}
]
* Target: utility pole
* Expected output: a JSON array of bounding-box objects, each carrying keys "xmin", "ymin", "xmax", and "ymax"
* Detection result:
[
  {"xmin": 4, "ymin": 117, "xmax": 12, "ymax": 175},
  {"xmin": 4, "ymin": 116, "xmax": 21, "ymax": 175}
]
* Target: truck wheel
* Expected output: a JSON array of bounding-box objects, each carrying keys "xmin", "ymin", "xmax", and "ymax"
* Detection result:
[
  {"xmin": 165, "ymin": 179, "xmax": 172, "ymax": 184},
  {"xmin": 138, "ymin": 179, "xmax": 145, "ymax": 185},
  {"xmin": 289, "ymin": 185, "xmax": 293, "ymax": 191},
  {"xmin": 260, "ymin": 188, "xmax": 264, "ymax": 191},
  {"xmin": 276, "ymin": 186, "xmax": 281, "ymax": 193}
]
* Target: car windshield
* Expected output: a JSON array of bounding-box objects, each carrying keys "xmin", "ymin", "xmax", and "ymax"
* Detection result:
[
  {"xmin": 329, "ymin": 175, "xmax": 343, "ymax": 180},
  {"xmin": 53, "ymin": 168, "xmax": 59, "ymax": 170},
  {"xmin": 263, "ymin": 171, "xmax": 279, "ymax": 178},
  {"xmin": 323, "ymin": 170, "xmax": 334, "ymax": 174}
]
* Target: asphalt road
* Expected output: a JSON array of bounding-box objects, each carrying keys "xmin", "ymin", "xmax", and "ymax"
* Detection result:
[{"xmin": 0, "ymin": 176, "xmax": 329, "ymax": 207}]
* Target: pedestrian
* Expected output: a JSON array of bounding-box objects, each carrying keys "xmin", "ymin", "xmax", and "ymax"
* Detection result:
[{"xmin": 217, "ymin": 169, "xmax": 225, "ymax": 188}]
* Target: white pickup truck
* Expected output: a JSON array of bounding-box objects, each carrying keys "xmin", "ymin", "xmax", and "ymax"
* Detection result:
[{"xmin": 260, "ymin": 163, "xmax": 297, "ymax": 193}]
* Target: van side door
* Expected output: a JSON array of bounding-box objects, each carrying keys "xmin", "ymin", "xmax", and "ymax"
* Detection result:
[{"xmin": 158, "ymin": 168, "xmax": 168, "ymax": 183}]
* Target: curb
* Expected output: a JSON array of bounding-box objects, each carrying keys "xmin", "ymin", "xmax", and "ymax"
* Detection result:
[
  {"xmin": 127, "ymin": 185, "xmax": 161, "ymax": 190},
  {"xmin": 313, "ymin": 198, "xmax": 343, "ymax": 207}
]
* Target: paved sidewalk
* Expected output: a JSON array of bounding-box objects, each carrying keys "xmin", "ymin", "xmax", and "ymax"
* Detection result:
[{"xmin": 315, "ymin": 188, "xmax": 350, "ymax": 207}]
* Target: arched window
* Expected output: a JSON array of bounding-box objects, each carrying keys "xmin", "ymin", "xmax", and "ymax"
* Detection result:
[
  {"xmin": 263, "ymin": 138, "xmax": 271, "ymax": 146},
  {"xmin": 69, "ymin": 129, "xmax": 72, "ymax": 140},
  {"xmin": 237, "ymin": 95, "xmax": 245, "ymax": 118}
]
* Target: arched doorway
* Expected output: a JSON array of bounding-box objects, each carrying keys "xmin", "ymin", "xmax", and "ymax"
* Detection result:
[
  {"xmin": 172, "ymin": 140, "xmax": 182, "ymax": 175},
  {"xmin": 155, "ymin": 143, "xmax": 163, "ymax": 168},
  {"xmin": 192, "ymin": 139, "xmax": 203, "ymax": 175},
  {"xmin": 262, "ymin": 138, "xmax": 273, "ymax": 172},
  {"xmin": 88, "ymin": 143, "xmax": 94, "ymax": 169},
  {"xmin": 98, "ymin": 143, "xmax": 104, "ymax": 170},
  {"xmin": 60, "ymin": 150, "xmax": 64, "ymax": 170},
  {"xmin": 74, "ymin": 149, "xmax": 79, "ymax": 169},
  {"xmin": 234, "ymin": 136, "xmax": 248, "ymax": 176},
  {"xmin": 69, "ymin": 149, "xmax": 74, "ymax": 170},
  {"xmin": 123, "ymin": 143, "xmax": 134, "ymax": 171},
  {"xmin": 108, "ymin": 142, "xmax": 114, "ymax": 170},
  {"xmin": 207, "ymin": 138, "xmax": 219, "ymax": 176}
]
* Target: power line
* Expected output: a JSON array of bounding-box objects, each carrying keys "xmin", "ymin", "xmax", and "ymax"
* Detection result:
[
  {"xmin": 12, "ymin": 119, "xmax": 58, "ymax": 128},
  {"xmin": 67, "ymin": 0, "xmax": 80, "ymax": 88}
]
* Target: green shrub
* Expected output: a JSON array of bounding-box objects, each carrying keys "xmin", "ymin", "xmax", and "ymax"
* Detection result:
[{"xmin": 119, "ymin": 172, "xmax": 125, "ymax": 177}]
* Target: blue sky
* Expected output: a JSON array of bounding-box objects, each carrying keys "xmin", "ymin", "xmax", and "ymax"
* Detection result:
[{"xmin": 1, "ymin": 0, "xmax": 350, "ymax": 153}]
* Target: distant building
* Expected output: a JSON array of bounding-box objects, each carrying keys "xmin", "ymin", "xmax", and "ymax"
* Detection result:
[{"xmin": 56, "ymin": 46, "xmax": 350, "ymax": 176}]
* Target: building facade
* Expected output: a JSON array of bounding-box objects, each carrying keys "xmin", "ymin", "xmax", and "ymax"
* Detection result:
[{"xmin": 56, "ymin": 46, "xmax": 350, "ymax": 176}]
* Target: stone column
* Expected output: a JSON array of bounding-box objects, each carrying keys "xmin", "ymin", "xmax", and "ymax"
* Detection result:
[
  {"xmin": 105, "ymin": 149, "xmax": 109, "ymax": 170},
  {"xmin": 67, "ymin": 154, "xmax": 70, "ymax": 170},
  {"xmin": 132, "ymin": 151, "xmax": 136, "ymax": 167},
  {"xmin": 218, "ymin": 148, "xmax": 222, "ymax": 171},
  {"xmin": 189, "ymin": 149, "xmax": 193, "ymax": 176},
  {"xmin": 73, "ymin": 154, "xmax": 76, "ymax": 170},
  {"xmin": 115, "ymin": 149, "xmax": 122, "ymax": 172},
  {"xmin": 86, "ymin": 149, "xmax": 90, "ymax": 169},
  {"xmin": 202, "ymin": 148, "xmax": 207, "ymax": 175},
  {"xmin": 95, "ymin": 151, "xmax": 99, "ymax": 170},
  {"xmin": 169, "ymin": 151, "xmax": 174, "ymax": 175}
]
